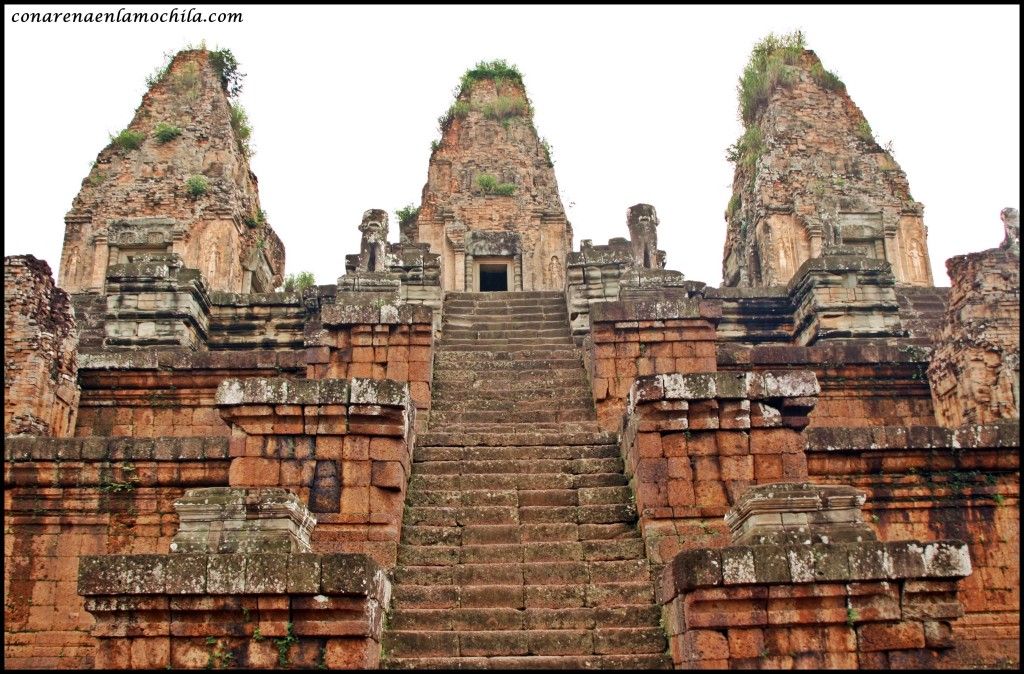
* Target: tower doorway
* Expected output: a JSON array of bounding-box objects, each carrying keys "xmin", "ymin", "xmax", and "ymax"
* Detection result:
[{"xmin": 473, "ymin": 257, "xmax": 513, "ymax": 292}]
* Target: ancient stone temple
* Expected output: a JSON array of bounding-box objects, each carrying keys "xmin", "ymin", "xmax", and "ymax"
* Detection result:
[
  {"xmin": 722, "ymin": 41, "xmax": 932, "ymax": 288},
  {"xmin": 58, "ymin": 50, "xmax": 284, "ymax": 296},
  {"xmin": 4, "ymin": 43, "xmax": 1019, "ymax": 671},
  {"xmin": 410, "ymin": 62, "xmax": 573, "ymax": 292}
]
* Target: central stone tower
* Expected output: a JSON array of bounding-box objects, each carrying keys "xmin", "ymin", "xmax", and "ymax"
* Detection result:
[{"xmin": 406, "ymin": 61, "xmax": 573, "ymax": 292}]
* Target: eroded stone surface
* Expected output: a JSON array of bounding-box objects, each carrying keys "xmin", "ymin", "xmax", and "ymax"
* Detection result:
[
  {"xmin": 928, "ymin": 210, "xmax": 1020, "ymax": 427},
  {"xmin": 722, "ymin": 50, "xmax": 932, "ymax": 288},
  {"xmin": 4, "ymin": 255, "xmax": 80, "ymax": 436},
  {"xmin": 170, "ymin": 487, "xmax": 317, "ymax": 554},
  {"xmin": 412, "ymin": 72, "xmax": 572, "ymax": 292},
  {"xmin": 725, "ymin": 482, "xmax": 874, "ymax": 545},
  {"xmin": 59, "ymin": 49, "xmax": 283, "ymax": 294}
]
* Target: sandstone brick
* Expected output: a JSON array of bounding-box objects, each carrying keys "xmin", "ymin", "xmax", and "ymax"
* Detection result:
[
  {"xmin": 680, "ymin": 629, "xmax": 729, "ymax": 661},
  {"xmin": 857, "ymin": 621, "xmax": 925, "ymax": 651},
  {"xmin": 228, "ymin": 457, "xmax": 280, "ymax": 486}
]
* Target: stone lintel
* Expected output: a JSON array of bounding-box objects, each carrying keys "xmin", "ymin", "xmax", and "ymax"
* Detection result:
[
  {"xmin": 79, "ymin": 551, "xmax": 387, "ymax": 597},
  {"xmin": 319, "ymin": 301, "xmax": 433, "ymax": 327},
  {"xmin": 215, "ymin": 377, "xmax": 411, "ymax": 408},
  {"xmin": 805, "ymin": 420, "xmax": 1020, "ymax": 452},
  {"xmin": 786, "ymin": 252, "xmax": 896, "ymax": 294}
]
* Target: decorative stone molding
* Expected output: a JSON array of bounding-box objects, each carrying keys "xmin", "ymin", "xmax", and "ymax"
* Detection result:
[
  {"xmin": 170, "ymin": 487, "xmax": 317, "ymax": 555},
  {"xmin": 724, "ymin": 482, "xmax": 876, "ymax": 546}
]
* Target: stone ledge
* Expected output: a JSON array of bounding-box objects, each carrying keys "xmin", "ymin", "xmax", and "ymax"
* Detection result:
[
  {"xmin": 215, "ymin": 377, "xmax": 410, "ymax": 408},
  {"xmin": 4, "ymin": 436, "xmax": 230, "ymax": 462},
  {"xmin": 805, "ymin": 421, "xmax": 1020, "ymax": 452},
  {"xmin": 590, "ymin": 298, "xmax": 722, "ymax": 323},
  {"xmin": 210, "ymin": 291, "xmax": 304, "ymax": 306},
  {"xmin": 786, "ymin": 255, "xmax": 896, "ymax": 294},
  {"xmin": 659, "ymin": 540, "xmax": 971, "ymax": 601},
  {"xmin": 718, "ymin": 339, "xmax": 933, "ymax": 367},
  {"xmin": 78, "ymin": 348, "xmax": 305, "ymax": 371},
  {"xmin": 319, "ymin": 302, "xmax": 433, "ymax": 326},
  {"xmin": 631, "ymin": 371, "xmax": 820, "ymax": 405},
  {"xmin": 78, "ymin": 552, "xmax": 386, "ymax": 598},
  {"xmin": 708, "ymin": 285, "xmax": 791, "ymax": 299}
]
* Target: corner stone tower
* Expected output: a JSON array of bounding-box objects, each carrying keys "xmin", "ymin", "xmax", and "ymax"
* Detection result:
[
  {"xmin": 408, "ymin": 63, "xmax": 572, "ymax": 292},
  {"xmin": 722, "ymin": 47, "xmax": 933, "ymax": 288},
  {"xmin": 59, "ymin": 49, "xmax": 283, "ymax": 294}
]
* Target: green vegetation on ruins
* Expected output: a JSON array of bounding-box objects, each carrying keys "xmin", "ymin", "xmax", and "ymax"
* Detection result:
[
  {"xmin": 230, "ymin": 102, "xmax": 253, "ymax": 157},
  {"xmin": 737, "ymin": 30, "xmax": 806, "ymax": 125},
  {"xmin": 185, "ymin": 174, "xmax": 209, "ymax": 197},
  {"xmin": 855, "ymin": 119, "xmax": 874, "ymax": 143},
  {"xmin": 437, "ymin": 59, "xmax": 532, "ymax": 131},
  {"xmin": 477, "ymin": 174, "xmax": 517, "ymax": 196},
  {"xmin": 243, "ymin": 208, "xmax": 267, "ymax": 229},
  {"xmin": 396, "ymin": 204, "xmax": 420, "ymax": 227},
  {"xmin": 110, "ymin": 128, "xmax": 145, "ymax": 152},
  {"xmin": 144, "ymin": 43, "xmax": 253, "ymax": 156},
  {"xmin": 209, "ymin": 47, "xmax": 244, "ymax": 97},
  {"xmin": 725, "ymin": 126, "xmax": 763, "ymax": 171},
  {"xmin": 481, "ymin": 96, "xmax": 530, "ymax": 122},
  {"xmin": 282, "ymin": 272, "xmax": 316, "ymax": 293},
  {"xmin": 153, "ymin": 122, "xmax": 182, "ymax": 143},
  {"xmin": 458, "ymin": 59, "xmax": 523, "ymax": 94},
  {"xmin": 726, "ymin": 30, "xmax": 847, "ymax": 196},
  {"xmin": 735, "ymin": 30, "xmax": 846, "ymax": 126}
]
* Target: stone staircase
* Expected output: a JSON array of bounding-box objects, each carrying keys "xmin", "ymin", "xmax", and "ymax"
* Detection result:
[{"xmin": 383, "ymin": 291, "xmax": 670, "ymax": 669}]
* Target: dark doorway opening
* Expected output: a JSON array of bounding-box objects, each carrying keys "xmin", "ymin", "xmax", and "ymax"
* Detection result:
[{"xmin": 479, "ymin": 264, "xmax": 508, "ymax": 291}]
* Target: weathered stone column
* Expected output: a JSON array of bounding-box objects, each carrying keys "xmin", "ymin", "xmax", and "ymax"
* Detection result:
[
  {"xmin": 658, "ymin": 483, "xmax": 972, "ymax": 669},
  {"xmin": 4, "ymin": 255, "xmax": 80, "ymax": 437},
  {"xmin": 928, "ymin": 208, "xmax": 1020, "ymax": 427}
]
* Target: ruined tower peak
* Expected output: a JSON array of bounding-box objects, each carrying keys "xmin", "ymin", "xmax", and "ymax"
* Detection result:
[
  {"xmin": 411, "ymin": 60, "xmax": 571, "ymax": 292},
  {"xmin": 722, "ymin": 33, "xmax": 932, "ymax": 288},
  {"xmin": 59, "ymin": 45, "xmax": 283, "ymax": 295}
]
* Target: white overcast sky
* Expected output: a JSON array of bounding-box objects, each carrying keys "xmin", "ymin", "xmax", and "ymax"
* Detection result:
[{"xmin": 4, "ymin": 4, "xmax": 1020, "ymax": 287}]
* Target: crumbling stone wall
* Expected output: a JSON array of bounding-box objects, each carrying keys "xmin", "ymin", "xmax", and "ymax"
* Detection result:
[
  {"xmin": 4, "ymin": 255, "xmax": 80, "ymax": 437},
  {"xmin": 78, "ymin": 551, "xmax": 390, "ymax": 669},
  {"xmin": 928, "ymin": 209, "xmax": 1020, "ymax": 427},
  {"xmin": 719, "ymin": 341, "xmax": 937, "ymax": 429},
  {"xmin": 73, "ymin": 350, "xmax": 305, "ymax": 439},
  {"xmin": 622, "ymin": 371, "xmax": 819, "ymax": 565},
  {"xmin": 3, "ymin": 436, "xmax": 230, "ymax": 668},
  {"xmin": 723, "ymin": 50, "xmax": 932, "ymax": 288},
  {"xmin": 587, "ymin": 299, "xmax": 720, "ymax": 431},
  {"xmin": 414, "ymin": 75, "xmax": 572, "ymax": 291},
  {"xmin": 660, "ymin": 534, "xmax": 973, "ymax": 668},
  {"xmin": 805, "ymin": 422, "xmax": 1020, "ymax": 668},
  {"xmin": 216, "ymin": 378, "xmax": 417, "ymax": 567},
  {"xmin": 304, "ymin": 298, "xmax": 434, "ymax": 429},
  {"xmin": 59, "ymin": 50, "xmax": 283, "ymax": 294}
]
